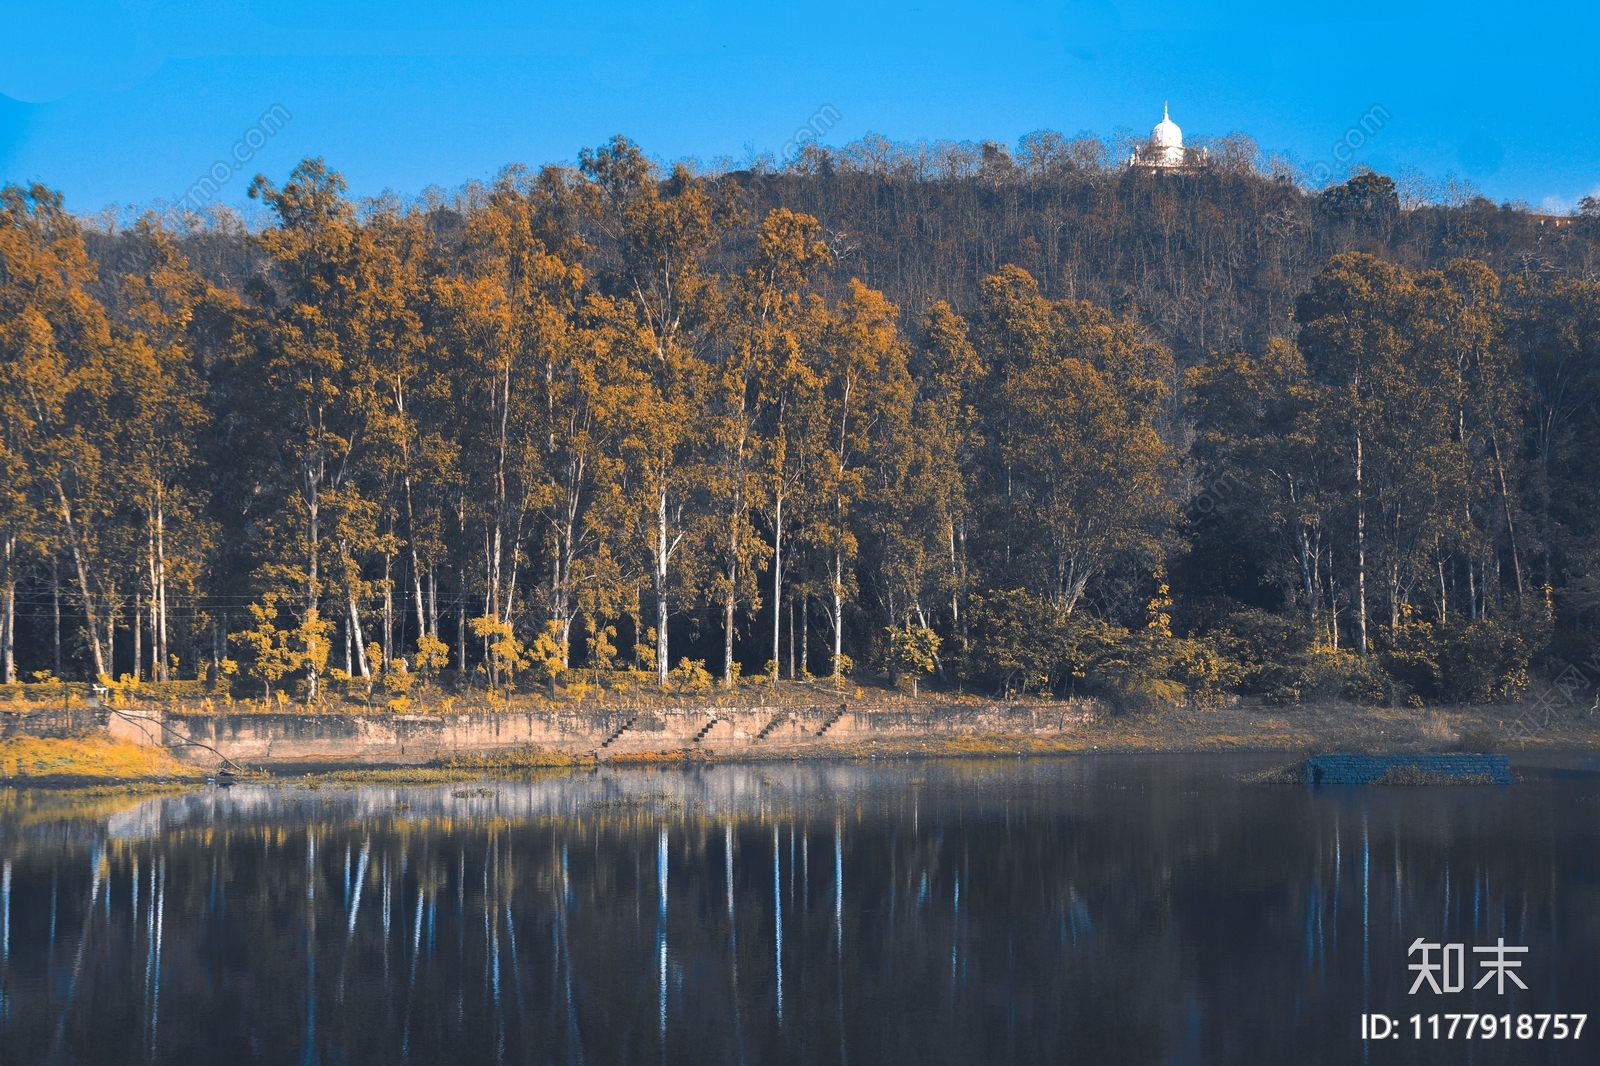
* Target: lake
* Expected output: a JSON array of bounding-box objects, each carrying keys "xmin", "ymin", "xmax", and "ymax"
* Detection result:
[{"xmin": 1, "ymin": 755, "xmax": 1596, "ymax": 1065}]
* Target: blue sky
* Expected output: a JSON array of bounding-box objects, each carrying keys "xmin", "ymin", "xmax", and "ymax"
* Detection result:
[{"xmin": 2, "ymin": 0, "xmax": 1596, "ymax": 216}]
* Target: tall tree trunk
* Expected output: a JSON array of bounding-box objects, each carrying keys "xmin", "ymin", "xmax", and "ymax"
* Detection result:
[
  {"xmin": 427, "ymin": 567, "xmax": 438, "ymax": 639},
  {"xmin": 410, "ymin": 551, "xmax": 426, "ymax": 643},
  {"xmin": 1310, "ymin": 533, "xmax": 1322, "ymax": 648},
  {"xmin": 1389, "ymin": 562, "xmax": 1400, "ymax": 628},
  {"xmin": 832, "ymin": 552, "xmax": 844, "ymax": 676},
  {"xmin": 382, "ymin": 552, "xmax": 394, "ymax": 671},
  {"xmin": 133, "ymin": 591, "xmax": 142, "ymax": 683},
  {"xmin": 348, "ymin": 594, "xmax": 371, "ymax": 680},
  {"xmin": 1355, "ymin": 432, "xmax": 1368, "ymax": 656},
  {"xmin": 304, "ymin": 462, "xmax": 321, "ymax": 703},
  {"xmin": 1437, "ymin": 553, "xmax": 1448, "ymax": 623},
  {"xmin": 1488, "ymin": 433, "xmax": 1525, "ymax": 603},
  {"xmin": 404, "ymin": 474, "xmax": 427, "ymax": 638},
  {"xmin": 155, "ymin": 496, "xmax": 169, "ymax": 682},
  {"xmin": 655, "ymin": 490, "xmax": 671, "ymax": 687},
  {"xmin": 52, "ymin": 561, "xmax": 61, "ymax": 678},
  {"xmin": 456, "ymin": 567, "xmax": 467, "ymax": 679},
  {"xmin": 1298, "ymin": 526, "xmax": 1316, "ymax": 632},
  {"xmin": 1327, "ymin": 550, "xmax": 1339, "ymax": 651},
  {"xmin": 486, "ymin": 527, "xmax": 501, "ymax": 621},
  {"xmin": 957, "ymin": 516, "xmax": 972, "ymax": 654},
  {"xmin": 1, "ymin": 540, "xmax": 12, "ymax": 684},
  {"xmin": 1, "ymin": 536, "xmax": 12, "ymax": 684},
  {"xmin": 503, "ymin": 526, "xmax": 520, "ymax": 629},
  {"xmin": 723, "ymin": 548, "xmax": 737, "ymax": 688},
  {"xmin": 948, "ymin": 517, "xmax": 965, "ymax": 654},
  {"xmin": 306, "ymin": 488, "xmax": 320, "ymax": 614},
  {"xmin": 145, "ymin": 525, "xmax": 155, "ymax": 680},
  {"xmin": 771, "ymin": 496, "xmax": 783, "ymax": 672},
  {"xmin": 55, "ymin": 484, "xmax": 107, "ymax": 677}
]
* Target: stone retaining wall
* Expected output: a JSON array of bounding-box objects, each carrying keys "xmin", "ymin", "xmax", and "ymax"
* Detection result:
[
  {"xmin": 98, "ymin": 703, "xmax": 1096, "ymax": 765},
  {"xmin": 1, "ymin": 708, "xmax": 111, "ymax": 739}
]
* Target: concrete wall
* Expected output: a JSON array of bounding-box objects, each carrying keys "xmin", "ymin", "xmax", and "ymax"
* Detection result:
[
  {"xmin": 2, "ymin": 708, "xmax": 111, "ymax": 740},
  {"xmin": 99, "ymin": 703, "xmax": 1096, "ymax": 765}
]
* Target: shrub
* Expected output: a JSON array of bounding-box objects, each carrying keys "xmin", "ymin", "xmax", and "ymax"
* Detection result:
[
  {"xmin": 1201, "ymin": 608, "xmax": 1313, "ymax": 693},
  {"xmin": 1438, "ymin": 620, "xmax": 1529, "ymax": 703},
  {"xmin": 962, "ymin": 589, "xmax": 1070, "ymax": 696},
  {"xmin": 380, "ymin": 662, "xmax": 415, "ymax": 697},
  {"xmin": 1074, "ymin": 625, "xmax": 1211, "ymax": 713},
  {"xmin": 1256, "ymin": 648, "xmax": 1384, "ymax": 705},
  {"xmin": 885, "ymin": 624, "xmax": 941, "ymax": 696},
  {"xmin": 1171, "ymin": 637, "xmax": 1244, "ymax": 707},
  {"xmin": 1376, "ymin": 622, "xmax": 1442, "ymax": 702},
  {"xmin": 414, "ymin": 633, "xmax": 450, "ymax": 680},
  {"xmin": 668, "ymin": 658, "xmax": 713, "ymax": 692},
  {"xmin": 1337, "ymin": 651, "xmax": 1391, "ymax": 704},
  {"xmin": 469, "ymin": 616, "xmax": 531, "ymax": 690},
  {"xmin": 525, "ymin": 621, "xmax": 568, "ymax": 694}
]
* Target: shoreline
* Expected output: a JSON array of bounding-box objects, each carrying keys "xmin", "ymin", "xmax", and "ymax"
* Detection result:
[{"xmin": 3, "ymin": 697, "xmax": 1597, "ymax": 787}]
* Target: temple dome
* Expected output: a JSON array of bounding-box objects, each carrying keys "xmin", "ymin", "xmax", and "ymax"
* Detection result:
[
  {"xmin": 1150, "ymin": 102, "xmax": 1182, "ymax": 150},
  {"xmin": 1129, "ymin": 102, "xmax": 1191, "ymax": 168}
]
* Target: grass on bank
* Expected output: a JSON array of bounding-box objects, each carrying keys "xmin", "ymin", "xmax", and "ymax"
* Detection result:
[
  {"xmin": 0, "ymin": 733, "xmax": 201, "ymax": 781},
  {"xmin": 319, "ymin": 745, "xmax": 586, "ymax": 784}
]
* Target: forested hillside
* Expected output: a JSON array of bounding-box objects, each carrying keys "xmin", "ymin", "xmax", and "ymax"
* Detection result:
[{"xmin": 3, "ymin": 131, "xmax": 1599, "ymax": 708}]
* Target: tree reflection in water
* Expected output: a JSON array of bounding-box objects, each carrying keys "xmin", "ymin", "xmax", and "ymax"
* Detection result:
[{"xmin": 0, "ymin": 757, "xmax": 1596, "ymax": 1065}]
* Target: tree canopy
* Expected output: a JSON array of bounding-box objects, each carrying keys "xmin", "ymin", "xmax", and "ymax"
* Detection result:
[{"xmin": 3, "ymin": 142, "xmax": 1598, "ymax": 709}]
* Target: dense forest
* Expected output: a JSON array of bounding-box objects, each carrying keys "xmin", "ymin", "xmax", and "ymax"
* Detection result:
[{"xmin": 3, "ymin": 129, "xmax": 1600, "ymax": 708}]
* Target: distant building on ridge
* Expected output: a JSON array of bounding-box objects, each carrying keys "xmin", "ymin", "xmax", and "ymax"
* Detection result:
[{"xmin": 1129, "ymin": 103, "xmax": 1208, "ymax": 170}]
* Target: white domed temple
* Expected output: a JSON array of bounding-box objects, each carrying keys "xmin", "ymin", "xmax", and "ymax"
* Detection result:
[{"xmin": 1130, "ymin": 103, "xmax": 1207, "ymax": 169}]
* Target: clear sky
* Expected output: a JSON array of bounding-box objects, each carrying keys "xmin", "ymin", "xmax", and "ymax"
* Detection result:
[{"xmin": 2, "ymin": 0, "xmax": 1596, "ymax": 217}]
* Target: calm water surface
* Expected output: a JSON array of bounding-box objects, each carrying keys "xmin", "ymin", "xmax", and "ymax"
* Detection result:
[{"xmin": 1, "ymin": 755, "xmax": 1597, "ymax": 1065}]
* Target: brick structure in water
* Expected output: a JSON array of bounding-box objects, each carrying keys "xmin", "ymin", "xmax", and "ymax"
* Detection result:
[{"xmin": 1304, "ymin": 753, "xmax": 1512, "ymax": 785}]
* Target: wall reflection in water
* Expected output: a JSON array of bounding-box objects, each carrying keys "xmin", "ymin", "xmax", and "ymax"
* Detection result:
[{"xmin": 1, "ymin": 757, "xmax": 1596, "ymax": 1065}]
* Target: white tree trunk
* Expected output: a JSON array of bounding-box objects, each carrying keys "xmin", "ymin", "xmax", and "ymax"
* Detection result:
[
  {"xmin": 656, "ymin": 490, "xmax": 670, "ymax": 687},
  {"xmin": 1, "ymin": 536, "xmax": 12, "ymax": 684},
  {"xmin": 133, "ymin": 592, "xmax": 142, "ymax": 683},
  {"xmin": 382, "ymin": 553, "xmax": 394, "ymax": 670},
  {"xmin": 1355, "ymin": 431, "xmax": 1368, "ymax": 656},
  {"xmin": 724, "ymin": 552, "xmax": 737, "ymax": 688},
  {"xmin": 832, "ymin": 551, "xmax": 844, "ymax": 676},
  {"xmin": 771, "ymin": 496, "xmax": 783, "ymax": 671},
  {"xmin": 155, "ymin": 499, "xmax": 169, "ymax": 682},
  {"xmin": 348, "ymin": 595, "xmax": 371, "ymax": 679},
  {"xmin": 56, "ymin": 484, "xmax": 107, "ymax": 677},
  {"xmin": 1, "ymin": 572, "xmax": 12, "ymax": 685}
]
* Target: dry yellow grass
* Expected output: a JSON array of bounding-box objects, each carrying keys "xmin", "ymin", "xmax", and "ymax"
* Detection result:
[
  {"xmin": 930, "ymin": 734, "xmax": 1092, "ymax": 756},
  {"xmin": 0, "ymin": 734, "xmax": 199, "ymax": 780},
  {"xmin": 603, "ymin": 748, "xmax": 710, "ymax": 766}
]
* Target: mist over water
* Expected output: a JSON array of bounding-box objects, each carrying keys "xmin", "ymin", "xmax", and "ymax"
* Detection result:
[{"xmin": 1, "ymin": 757, "xmax": 1596, "ymax": 1065}]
